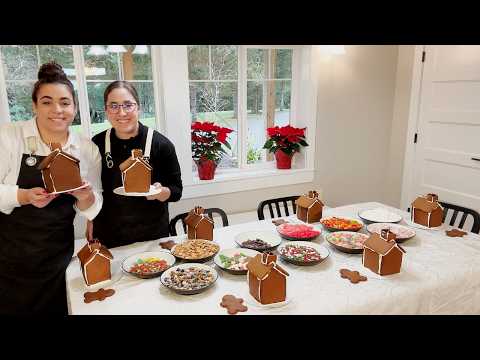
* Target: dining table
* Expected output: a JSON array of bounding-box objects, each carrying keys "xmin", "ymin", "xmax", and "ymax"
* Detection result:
[{"xmin": 66, "ymin": 202, "xmax": 480, "ymax": 315}]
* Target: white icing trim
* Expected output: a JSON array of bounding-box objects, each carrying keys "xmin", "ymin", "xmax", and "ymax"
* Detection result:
[
  {"xmin": 378, "ymin": 254, "xmax": 383, "ymax": 274},
  {"xmin": 144, "ymin": 128, "xmax": 153, "ymax": 158},
  {"xmin": 105, "ymin": 128, "xmax": 112, "ymax": 154}
]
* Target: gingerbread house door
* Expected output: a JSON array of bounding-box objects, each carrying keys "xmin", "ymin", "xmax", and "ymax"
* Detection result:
[{"xmin": 403, "ymin": 45, "xmax": 480, "ymax": 226}]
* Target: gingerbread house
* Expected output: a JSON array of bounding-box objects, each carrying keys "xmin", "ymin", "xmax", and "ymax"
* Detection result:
[
  {"xmin": 37, "ymin": 143, "xmax": 82, "ymax": 193},
  {"xmin": 184, "ymin": 206, "xmax": 214, "ymax": 240},
  {"xmin": 295, "ymin": 190, "xmax": 324, "ymax": 223},
  {"xmin": 77, "ymin": 240, "xmax": 114, "ymax": 286},
  {"xmin": 362, "ymin": 229, "xmax": 406, "ymax": 276},
  {"xmin": 119, "ymin": 149, "xmax": 152, "ymax": 193},
  {"xmin": 247, "ymin": 252, "xmax": 289, "ymax": 305},
  {"xmin": 411, "ymin": 193, "xmax": 444, "ymax": 228}
]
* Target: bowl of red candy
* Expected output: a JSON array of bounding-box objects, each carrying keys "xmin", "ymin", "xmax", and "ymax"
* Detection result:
[{"xmin": 276, "ymin": 223, "xmax": 321, "ymax": 241}]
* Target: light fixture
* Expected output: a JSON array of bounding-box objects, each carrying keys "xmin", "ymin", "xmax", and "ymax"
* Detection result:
[
  {"xmin": 106, "ymin": 45, "xmax": 127, "ymax": 53},
  {"xmin": 87, "ymin": 45, "xmax": 108, "ymax": 56},
  {"xmin": 318, "ymin": 45, "xmax": 346, "ymax": 55},
  {"xmin": 132, "ymin": 45, "xmax": 149, "ymax": 55}
]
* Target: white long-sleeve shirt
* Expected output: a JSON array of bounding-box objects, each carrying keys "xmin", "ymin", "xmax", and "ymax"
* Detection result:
[{"xmin": 0, "ymin": 118, "xmax": 103, "ymax": 220}]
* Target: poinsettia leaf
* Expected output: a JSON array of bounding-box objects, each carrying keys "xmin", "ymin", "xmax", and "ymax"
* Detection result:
[{"xmin": 299, "ymin": 140, "xmax": 309, "ymax": 147}]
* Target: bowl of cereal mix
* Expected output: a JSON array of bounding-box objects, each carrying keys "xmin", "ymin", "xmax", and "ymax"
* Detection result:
[
  {"xmin": 160, "ymin": 263, "xmax": 218, "ymax": 295},
  {"xmin": 170, "ymin": 239, "xmax": 220, "ymax": 262}
]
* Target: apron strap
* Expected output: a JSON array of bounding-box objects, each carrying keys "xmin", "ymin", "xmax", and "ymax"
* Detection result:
[
  {"xmin": 104, "ymin": 129, "xmax": 114, "ymax": 168},
  {"xmin": 104, "ymin": 127, "xmax": 153, "ymax": 166},
  {"xmin": 144, "ymin": 128, "xmax": 154, "ymax": 161}
]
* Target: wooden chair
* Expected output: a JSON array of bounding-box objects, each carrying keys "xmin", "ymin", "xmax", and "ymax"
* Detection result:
[
  {"xmin": 440, "ymin": 201, "xmax": 480, "ymax": 234},
  {"xmin": 257, "ymin": 196, "xmax": 300, "ymax": 221},
  {"xmin": 169, "ymin": 208, "xmax": 229, "ymax": 236}
]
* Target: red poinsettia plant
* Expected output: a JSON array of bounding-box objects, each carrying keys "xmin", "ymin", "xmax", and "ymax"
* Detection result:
[
  {"xmin": 191, "ymin": 121, "xmax": 233, "ymax": 162},
  {"xmin": 263, "ymin": 125, "xmax": 309, "ymax": 156}
]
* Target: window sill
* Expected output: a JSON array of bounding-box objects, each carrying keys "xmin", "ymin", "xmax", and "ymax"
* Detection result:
[{"xmin": 182, "ymin": 167, "xmax": 315, "ymax": 199}]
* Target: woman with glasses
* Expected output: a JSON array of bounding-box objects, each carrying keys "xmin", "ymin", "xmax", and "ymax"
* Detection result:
[
  {"xmin": 0, "ymin": 62, "xmax": 103, "ymax": 315},
  {"xmin": 87, "ymin": 81, "xmax": 182, "ymax": 248}
]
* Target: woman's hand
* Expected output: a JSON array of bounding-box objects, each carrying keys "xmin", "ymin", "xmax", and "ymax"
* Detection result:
[
  {"xmin": 18, "ymin": 187, "xmax": 58, "ymax": 208},
  {"xmin": 69, "ymin": 182, "xmax": 95, "ymax": 210},
  {"xmin": 146, "ymin": 182, "xmax": 171, "ymax": 202},
  {"xmin": 85, "ymin": 220, "xmax": 94, "ymax": 242}
]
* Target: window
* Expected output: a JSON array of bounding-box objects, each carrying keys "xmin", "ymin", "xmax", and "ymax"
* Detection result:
[
  {"xmin": 0, "ymin": 45, "xmax": 157, "ymax": 136},
  {"xmin": 188, "ymin": 45, "xmax": 238, "ymax": 169},
  {"xmin": 0, "ymin": 45, "xmax": 82, "ymax": 128},
  {"xmin": 246, "ymin": 48, "xmax": 293, "ymax": 164}
]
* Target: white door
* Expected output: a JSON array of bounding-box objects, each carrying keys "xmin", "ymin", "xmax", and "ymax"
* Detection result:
[{"xmin": 412, "ymin": 45, "xmax": 480, "ymax": 223}]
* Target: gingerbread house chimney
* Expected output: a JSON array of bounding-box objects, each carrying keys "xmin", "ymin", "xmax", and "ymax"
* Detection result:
[
  {"xmin": 184, "ymin": 206, "xmax": 214, "ymax": 240},
  {"xmin": 380, "ymin": 228, "xmax": 396, "ymax": 242}
]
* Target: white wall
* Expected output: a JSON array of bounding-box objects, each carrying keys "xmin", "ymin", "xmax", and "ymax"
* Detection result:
[
  {"xmin": 384, "ymin": 45, "xmax": 415, "ymax": 208},
  {"xmin": 314, "ymin": 45, "xmax": 399, "ymax": 207}
]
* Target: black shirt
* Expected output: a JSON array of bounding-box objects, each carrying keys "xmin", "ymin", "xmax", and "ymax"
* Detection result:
[{"xmin": 91, "ymin": 122, "xmax": 182, "ymax": 247}]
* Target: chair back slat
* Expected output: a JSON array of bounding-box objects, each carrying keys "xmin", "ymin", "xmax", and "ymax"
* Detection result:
[
  {"xmin": 449, "ymin": 210, "xmax": 459, "ymax": 226},
  {"xmin": 257, "ymin": 196, "xmax": 300, "ymax": 220},
  {"xmin": 440, "ymin": 201, "xmax": 480, "ymax": 234},
  {"xmin": 459, "ymin": 213, "xmax": 468, "ymax": 229}
]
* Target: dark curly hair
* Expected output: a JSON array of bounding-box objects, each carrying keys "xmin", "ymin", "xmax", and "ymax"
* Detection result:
[{"xmin": 31, "ymin": 61, "xmax": 77, "ymax": 106}]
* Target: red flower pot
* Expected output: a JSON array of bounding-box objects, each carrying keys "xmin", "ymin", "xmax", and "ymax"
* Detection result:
[
  {"xmin": 275, "ymin": 150, "xmax": 293, "ymax": 169},
  {"xmin": 196, "ymin": 159, "xmax": 217, "ymax": 180}
]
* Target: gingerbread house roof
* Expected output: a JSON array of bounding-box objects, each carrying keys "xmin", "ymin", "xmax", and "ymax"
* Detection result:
[
  {"xmin": 247, "ymin": 254, "xmax": 289, "ymax": 280},
  {"xmin": 364, "ymin": 233, "xmax": 406, "ymax": 256},
  {"xmin": 119, "ymin": 157, "xmax": 152, "ymax": 173},
  {"xmin": 37, "ymin": 148, "xmax": 80, "ymax": 170},
  {"xmin": 184, "ymin": 212, "xmax": 214, "ymax": 228},
  {"xmin": 411, "ymin": 197, "xmax": 441, "ymax": 213},
  {"xmin": 77, "ymin": 242, "xmax": 113, "ymax": 266},
  {"xmin": 296, "ymin": 196, "xmax": 324, "ymax": 209}
]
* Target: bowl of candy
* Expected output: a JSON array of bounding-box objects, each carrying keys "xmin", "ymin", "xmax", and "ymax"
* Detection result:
[{"xmin": 122, "ymin": 251, "xmax": 176, "ymax": 279}]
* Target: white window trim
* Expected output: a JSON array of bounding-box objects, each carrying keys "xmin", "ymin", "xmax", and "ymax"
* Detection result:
[{"xmin": 157, "ymin": 45, "xmax": 318, "ymax": 199}]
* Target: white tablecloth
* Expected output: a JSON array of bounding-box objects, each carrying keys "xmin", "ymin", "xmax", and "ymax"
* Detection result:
[{"xmin": 66, "ymin": 202, "xmax": 480, "ymax": 315}]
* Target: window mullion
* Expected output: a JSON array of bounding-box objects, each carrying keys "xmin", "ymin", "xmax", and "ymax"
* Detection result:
[
  {"xmin": 151, "ymin": 45, "xmax": 166, "ymax": 133},
  {"xmin": 72, "ymin": 45, "xmax": 92, "ymax": 137},
  {"xmin": 238, "ymin": 46, "xmax": 247, "ymax": 169},
  {"xmin": 0, "ymin": 48, "xmax": 11, "ymax": 123}
]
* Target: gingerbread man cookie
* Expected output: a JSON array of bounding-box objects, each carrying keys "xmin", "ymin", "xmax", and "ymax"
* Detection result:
[
  {"xmin": 272, "ymin": 219, "xmax": 288, "ymax": 226},
  {"xmin": 445, "ymin": 228, "xmax": 468, "ymax": 237},
  {"xmin": 159, "ymin": 240, "xmax": 176, "ymax": 250},
  {"xmin": 84, "ymin": 288, "xmax": 115, "ymax": 303},
  {"xmin": 339, "ymin": 269, "xmax": 367, "ymax": 284},
  {"xmin": 220, "ymin": 295, "xmax": 248, "ymax": 315}
]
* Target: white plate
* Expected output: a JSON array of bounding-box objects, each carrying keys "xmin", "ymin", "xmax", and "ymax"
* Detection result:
[
  {"xmin": 358, "ymin": 208, "xmax": 402, "ymax": 223},
  {"xmin": 404, "ymin": 218, "xmax": 444, "ymax": 231},
  {"xmin": 49, "ymin": 181, "xmax": 90, "ymax": 195},
  {"xmin": 122, "ymin": 251, "xmax": 176, "ymax": 278},
  {"xmin": 214, "ymin": 248, "xmax": 260, "ymax": 274},
  {"xmin": 243, "ymin": 291, "xmax": 293, "ymax": 309},
  {"xmin": 84, "ymin": 259, "xmax": 123, "ymax": 291},
  {"xmin": 234, "ymin": 230, "xmax": 282, "ymax": 250},
  {"xmin": 366, "ymin": 223, "xmax": 416, "ymax": 240},
  {"xmin": 113, "ymin": 185, "xmax": 162, "ymax": 197},
  {"xmin": 277, "ymin": 241, "xmax": 330, "ymax": 265}
]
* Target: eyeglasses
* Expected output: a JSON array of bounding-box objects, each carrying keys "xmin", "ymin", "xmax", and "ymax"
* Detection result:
[{"xmin": 107, "ymin": 102, "xmax": 137, "ymax": 113}]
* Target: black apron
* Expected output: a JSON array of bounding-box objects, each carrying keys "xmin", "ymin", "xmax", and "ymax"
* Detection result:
[
  {"xmin": 93, "ymin": 131, "xmax": 169, "ymax": 249},
  {"xmin": 0, "ymin": 154, "xmax": 76, "ymax": 316}
]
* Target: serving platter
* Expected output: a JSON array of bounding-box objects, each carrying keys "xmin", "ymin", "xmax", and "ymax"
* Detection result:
[
  {"xmin": 320, "ymin": 217, "xmax": 363, "ymax": 232},
  {"xmin": 160, "ymin": 263, "xmax": 218, "ymax": 295},
  {"xmin": 324, "ymin": 231, "xmax": 370, "ymax": 254},
  {"xmin": 276, "ymin": 223, "xmax": 321, "ymax": 241},
  {"xmin": 277, "ymin": 241, "xmax": 330, "ymax": 266},
  {"xmin": 358, "ymin": 208, "xmax": 402, "ymax": 224},
  {"xmin": 122, "ymin": 251, "xmax": 176, "ymax": 279},
  {"xmin": 214, "ymin": 248, "xmax": 260, "ymax": 275},
  {"xmin": 234, "ymin": 231, "xmax": 282, "ymax": 251},
  {"xmin": 113, "ymin": 185, "xmax": 162, "ymax": 197},
  {"xmin": 170, "ymin": 239, "xmax": 220, "ymax": 262}
]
